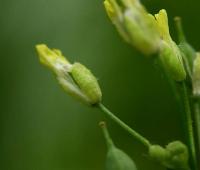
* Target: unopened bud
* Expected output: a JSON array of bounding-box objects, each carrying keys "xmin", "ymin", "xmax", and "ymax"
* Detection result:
[
  {"xmin": 149, "ymin": 141, "xmax": 189, "ymax": 169},
  {"xmin": 166, "ymin": 141, "xmax": 189, "ymax": 169}
]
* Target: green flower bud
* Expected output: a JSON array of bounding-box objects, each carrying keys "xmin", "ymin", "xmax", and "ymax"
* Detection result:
[
  {"xmin": 154, "ymin": 10, "xmax": 186, "ymax": 81},
  {"xmin": 36, "ymin": 44, "xmax": 102, "ymax": 105},
  {"xmin": 149, "ymin": 145, "xmax": 170, "ymax": 164},
  {"xmin": 192, "ymin": 53, "xmax": 200, "ymax": 97},
  {"xmin": 166, "ymin": 141, "xmax": 189, "ymax": 169},
  {"xmin": 100, "ymin": 122, "xmax": 137, "ymax": 170},
  {"xmin": 149, "ymin": 141, "xmax": 189, "ymax": 169},
  {"xmin": 159, "ymin": 40, "xmax": 186, "ymax": 81},
  {"xmin": 103, "ymin": 0, "xmax": 161, "ymax": 55}
]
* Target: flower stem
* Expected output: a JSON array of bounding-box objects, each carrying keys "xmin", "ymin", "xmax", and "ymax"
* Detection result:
[
  {"xmin": 97, "ymin": 103, "xmax": 151, "ymax": 148},
  {"xmin": 193, "ymin": 99, "xmax": 200, "ymax": 169},
  {"xmin": 99, "ymin": 121, "xmax": 114, "ymax": 148},
  {"xmin": 180, "ymin": 82, "xmax": 197, "ymax": 170}
]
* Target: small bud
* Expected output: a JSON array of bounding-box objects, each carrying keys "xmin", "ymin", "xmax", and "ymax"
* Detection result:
[
  {"xmin": 192, "ymin": 53, "xmax": 200, "ymax": 97},
  {"xmin": 36, "ymin": 44, "xmax": 102, "ymax": 105},
  {"xmin": 149, "ymin": 145, "xmax": 170, "ymax": 165},
  {"xmin": 149, "ymin": 141, "xmax": 189, "ymax": 169},
  {"xmin": 100, "ymin": 122, "xmax": 137, "ymax": 170},
  {"xmin": 166, "ymin": 141, "xmax": 189, "ymax": 169},
  {"xmin": 154, "ymin": 10, "xmax": 186, "ymax": 81},
  {"xmin": 159, "ymin": 41, "xmax": 186, "ymax": 81},
  {"xmin": 103, "ymin": 0, "xmax": 161, "ymax": 55}
]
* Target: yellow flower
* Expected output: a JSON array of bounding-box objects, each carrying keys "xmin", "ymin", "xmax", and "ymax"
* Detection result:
[
  {"xmin": 154, "ymin": 10, "xmax": 186, "ymax": 81},
  {"xmin": 36, "ymin": 44, "xmax": 102, "ymax": 105},
  {"xmin": 103, "ymin": 0, "xmax": 161, "ymax": 55}
]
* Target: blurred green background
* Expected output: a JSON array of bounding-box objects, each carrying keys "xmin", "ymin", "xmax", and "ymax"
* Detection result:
[{"xmin": 0, "ymin": 0, "xmax": 200, "ymax": 169}]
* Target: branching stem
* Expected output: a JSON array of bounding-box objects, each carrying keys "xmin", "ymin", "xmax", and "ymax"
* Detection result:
[{"xmin": 97, "ymin": 103, "xmax": 151, "ymax": 148}]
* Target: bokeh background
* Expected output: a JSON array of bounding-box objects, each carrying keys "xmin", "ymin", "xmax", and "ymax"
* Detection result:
[{"xmin": 0, "ymin": 0, "xmax": 200, "ymax": 169}]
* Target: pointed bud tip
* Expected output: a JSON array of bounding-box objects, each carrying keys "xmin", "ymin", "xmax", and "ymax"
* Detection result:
[
  {"xmin": 104, "ymin": 0, "xmax": 115, "ymax": 19},
  {"xmin": 99, "ymin": 121, "xmax": 106, "ymax": 128},
  {"xmin": 174, "ymin": 16, "xmax": 181, "ymax": 22},
  {"xmin": 35, "ymin": 44, "xmax": 49, "ymax": 59},
  {"xmin": 35, "ymin": 44, "xmax": 53, "ymax": 66}
]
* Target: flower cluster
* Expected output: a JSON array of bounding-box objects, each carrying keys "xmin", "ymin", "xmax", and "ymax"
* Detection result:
[{"xmin": 104, "ymin": 0, "xmax": 188, "ymax": 81}]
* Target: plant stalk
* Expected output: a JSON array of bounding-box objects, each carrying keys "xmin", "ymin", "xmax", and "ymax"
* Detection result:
[
  {"xmin": 97, "ymin": 103, "xmax": 151, "ymax": 148},
  {"xmin": 180, "ymin": 82, "xmax": 197, "ymax": 170},
  {"xmin": 193, "ymin": 99, "xmax": 200, "ymax": 169}
]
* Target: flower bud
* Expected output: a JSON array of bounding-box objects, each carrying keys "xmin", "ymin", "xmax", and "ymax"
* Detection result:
[
  {"xmin": 100, "ymin": 122, "xmax": 137, "ymax": 170},
  {"xmin": 149, "ymin": 141, "xmax": 189, "ymax": 169},
  {"xmin": 36, "ymin": 44, "xmax": 102, "ymax": 105},
  {"xmin": 192, "ymin": 53, "xmax": 200, "ymax": 97},
  {"xmin": 149, "ymin": 145, "xmax": 169, "ymax": 164},
  {"xmin": 159, "ymin": 40, "xmax": 186, "ymax": 81},
  {"xmin": 103, "ymin": 0, "xmax": 161, "ymax": 55},
  {"xmin": 155, "ymin": 10, "xmax": 186, "ymax": 81},
  {"xmin": 166, "ymin": 141, "xmax": 189, "ymax": 169}
]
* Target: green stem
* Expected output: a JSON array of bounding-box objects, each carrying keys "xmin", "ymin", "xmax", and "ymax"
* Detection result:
[
  {"xmin": 174, "ymin": 17, "xmax": 186, "ymax": 43},
  {"xmin": 97, "ymin": 103, "xmax": 151, "ymax": 148},
  {"xmin": 99, "ymin": 121, "xmax": 114, "ymax": 148},
  {"xmin": 193, "ymin": 99, "xmax": 200, "ymax": 168},
  {"xmin": 180, "ymin": 82, "xmax": 197, "ymax": 170},
  {"xmin": 155, "ymin": 57, "xmax": 181, "ymax": 106}
]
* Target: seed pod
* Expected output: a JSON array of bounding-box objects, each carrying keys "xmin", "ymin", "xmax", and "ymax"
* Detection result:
[
  {"xmin": 192, "ymin": 53, "xmax": 200, "ymax": 97},
  {"xmin": 99, "ymin": 122, "xmax": 137, "ymax": 170},
  {"xmin": 36, "ymin": 44, "xmax": 102, "ymax": 105}
]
